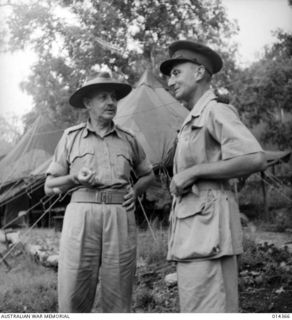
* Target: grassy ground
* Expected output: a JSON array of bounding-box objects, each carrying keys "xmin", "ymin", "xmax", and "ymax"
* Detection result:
[
  {"xmin": 0, "ymin": 225, "xmax": 291, "ymax": 313},
  {"xmin": 0, "ymin": 249, "xmax": 57, "ymax": 312}
]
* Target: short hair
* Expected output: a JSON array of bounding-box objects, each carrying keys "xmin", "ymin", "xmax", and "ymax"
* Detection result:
[{"xmin": 190, "ymin": 63, "xmax": 212, "ymax": 83}]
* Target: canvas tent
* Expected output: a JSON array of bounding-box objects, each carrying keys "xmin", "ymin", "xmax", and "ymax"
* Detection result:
[
  {"xmin": 0, "ymin": 69, "xmax": 189, "ymax": 226},
  {"xmin": 1, "ymin": 69, "xmax": 188, "ymax": 185},
  {"xmin": 0, "ymin": 116, "xmax": 64, "ymax": 225},
  {"xmin": 115, "ymin": 69, "xmax": 189, "ymax": 216},
  {"xmin": 0, "ymin": 140, "xmax": 12, "ymax": 161},
  {"xmin": 116, "ymin": 69, "xmax": 189, "ymax": 168},
  {"xmin": 0, "ymin": 69, "xmax": 290, "ymax": 227},
  {"xmin": 0, "ymin": 116, "xmax": 63, "ymax": 185}
]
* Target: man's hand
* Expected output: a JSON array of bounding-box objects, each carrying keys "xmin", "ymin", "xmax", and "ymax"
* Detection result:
[
  {"xmin": 169, "ymin": 168, "xmax": 196, "ymax": 196},
  {"xmin": 52, "ymin": 187, "xmax": 62, "ymax": 194},
  {"xmin": 77, "ymin": 167, "xmax": 97, "ymax": 187},
  {"xmin": 123, "ymin": 186, "xmax": 137, "ymax": 212}
]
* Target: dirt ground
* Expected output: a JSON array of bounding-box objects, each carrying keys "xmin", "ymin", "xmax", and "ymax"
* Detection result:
[
  {"xmin": 244, "ymin": 226, "xmax": 292, "ymax": 249},
  {"xmin": 0, "ymin": 225, "xmax": 291, "ymax": 313},
  {"xmin": 85, "ymin": 227, "xmax": 292, "ymax": 313}
]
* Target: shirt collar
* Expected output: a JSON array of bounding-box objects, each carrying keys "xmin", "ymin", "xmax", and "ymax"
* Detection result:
[
  {"xmin": 83, "ymin": 120, "xmax": 119, "ymax": 138},
  {"xmin": 181, "ymin": 89, "xmax": 217, "ymax": 128},
  {"xmin": 190, "ymin": 89, "xmax": 217, "ymax": 117},
  {"xmin": 112, "ymin": 123, "xmax": 124, "ymax": 139}
]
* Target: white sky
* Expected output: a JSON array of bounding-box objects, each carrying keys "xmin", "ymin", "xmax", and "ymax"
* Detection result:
[
  {"xmin": 0, "ymin": 0, "xmax": 292, "ymax": 129},
  {"xmin": 222, "ymin": 0, "xmax": 292, "ymax": 64}
]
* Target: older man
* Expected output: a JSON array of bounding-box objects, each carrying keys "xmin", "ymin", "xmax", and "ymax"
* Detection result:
[
  {"xmin": 45, "ymin": 72, "xmax": 154, "ymax": 313},
  {"xmin": 160, "ymin": 40, "xmax": 267, "ymax": 312}
]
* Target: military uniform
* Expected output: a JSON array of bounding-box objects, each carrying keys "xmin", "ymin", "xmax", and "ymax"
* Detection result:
[
  {"xmin": 47, "ymin": 120, "xmax": 152, "ymax": 312},
  {"xmin": 168, "ymin": 90, "xmax": 262, "ymax": 312}
]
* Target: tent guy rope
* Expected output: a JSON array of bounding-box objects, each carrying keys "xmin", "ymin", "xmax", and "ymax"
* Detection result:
[{"xmin": 0, "ymin": 194, "xmax": 60, "ymax": 268}]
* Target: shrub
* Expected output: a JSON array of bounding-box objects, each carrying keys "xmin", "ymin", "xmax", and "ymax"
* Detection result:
[
  {"xmin": 239, "ymin": 179, "xmax": 292, "ymax": 219},
  {"xmin": 239, "ymin": 237, "xmax": 292, "ymax": 289}
]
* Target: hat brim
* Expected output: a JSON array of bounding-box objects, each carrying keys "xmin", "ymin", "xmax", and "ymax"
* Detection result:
[
  {"xmin": 160, "ymin": 40, "xmax": 223, "ymax": 76},
  {"xmin": 70, "ymin": 82, "xmax": 132, "ymax": 108},
  {"xmin": 160, "ymin": 58, "xmax": 198, "ymax": 76}
]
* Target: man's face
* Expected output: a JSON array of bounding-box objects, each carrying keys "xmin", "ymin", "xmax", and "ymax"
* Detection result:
[
  {"xmin": 168, "ymin": 62, "xmax": 199, "ymax": 102},
  {"xmin": 85, "ymin": 90, "xmax": 117, "ymax": 122}
]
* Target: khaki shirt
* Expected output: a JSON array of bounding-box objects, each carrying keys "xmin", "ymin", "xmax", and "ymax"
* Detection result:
[
  {"xmin": 47, "ymin": 120, "xmax": 152, "ymax": 189},
  {"xmin": 168, "ymin": 90, "xmax": 263, "ymax": 261}
]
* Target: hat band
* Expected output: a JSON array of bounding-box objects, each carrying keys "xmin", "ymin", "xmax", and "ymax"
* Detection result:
[
  {"xmin": 171, "ymin": 50, "xmax": 212, "ymax": 75},
  {"xmin": 172, "ymin": 49, "xmax": 212, "ymax": 75}
]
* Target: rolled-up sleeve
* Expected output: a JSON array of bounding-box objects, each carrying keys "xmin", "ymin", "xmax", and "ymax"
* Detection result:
[
  {"xmin": 47, "ymin": 133, "xmax": 69, "ymax": 176},
  {"xmin": 132, "ymin": 137, "xmax": 153, "ymax": 177},
  {"xmin": 207, "ymin": 104, "xmax": 263, "ymax": 160}
]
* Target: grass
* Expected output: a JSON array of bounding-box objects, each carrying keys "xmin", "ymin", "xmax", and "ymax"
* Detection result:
[
  {"xmin": 134, "ymin": 225, "xmax": 178, "ymax": 312},
  {"xmin": 0, "ymin": 250, "xmax": 57, "ymax": 312},
  {"xmin": 0, "ymin": 225, "xmax": 173, "ymax": 313},
  {"xmin": 137, "ymin": 224, "xmax": 168, "ymax": 265},
  {"xmin": 1, "ymin": 223, "xmax": 292, "ymax": 313}
]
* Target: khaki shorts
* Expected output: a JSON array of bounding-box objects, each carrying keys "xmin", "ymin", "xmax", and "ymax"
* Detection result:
[{"xmin": 177, "ymin": 255, "xmax": 239, "ymax": 313}]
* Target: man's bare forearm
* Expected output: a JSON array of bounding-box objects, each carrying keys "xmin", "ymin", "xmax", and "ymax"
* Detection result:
[
  {"xmin": 190, "ymin": 151, "xmax": 267, "ymax": 182},
  {"xmin": 44, "ymin": 174, "xmax": 78, "ymax": 195},
  {"xmin": 133, "ymin": 171, "xmax": 155, "ymax": 196},
  {"xmin": 171, "ymin": 152, "xmax": 267, "ymax": 195}
]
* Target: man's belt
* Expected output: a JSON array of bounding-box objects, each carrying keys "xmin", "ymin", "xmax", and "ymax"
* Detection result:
[
  {"xmin": 195, "ymin": 180, "xmax": 230, "ymax": 191},
  {"xmin": 189, "ymin": 180, "xmax": 230, "ymax": 195},
  {"xmin": 71, "ymin": 188, "xmax": 127, "ymax": 204}
]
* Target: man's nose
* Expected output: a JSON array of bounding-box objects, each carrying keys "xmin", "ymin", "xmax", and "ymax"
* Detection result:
[
  {"xmin": 106, "ymin": 96, "xmax": 116, "ymax": 104},
  {"xmin": 168, "ymin": 75, "xmax": 175, "ymax": 87}
]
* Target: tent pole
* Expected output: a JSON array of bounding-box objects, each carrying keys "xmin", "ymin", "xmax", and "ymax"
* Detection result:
[
  {"xmin": 260, "ymin": 171, "xmax": 269, "ymax": 221},
  {"xmin": 137, "ymin": 196, "xmax": 158, "ymax": 244}
]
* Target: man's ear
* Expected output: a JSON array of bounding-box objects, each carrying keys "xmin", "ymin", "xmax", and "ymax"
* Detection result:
[
  {"xmin": 192, "ymin": 65, "xmax": 202, "ymax": 82},
  {"xmin": 83, "ymin": 97, "xmax": 91, "ymax": 109},
  {"xmin": 195, "ymin": 65, "xmax": 206, "ymax": 81}
]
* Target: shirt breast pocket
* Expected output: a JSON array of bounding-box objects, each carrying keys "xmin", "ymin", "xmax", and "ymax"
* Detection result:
[
  {"xmin": 69, "ymin": 147, "xmax": 95, "ymax": 174},
  {"xmin": 177, "ymin": 123, "xmax": 204, "ymax": 167}
]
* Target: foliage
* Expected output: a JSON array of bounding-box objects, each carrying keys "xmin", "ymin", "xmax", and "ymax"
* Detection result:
[
  {"xmin": 230, "ymin": 31, "xmax": 292, "ymax": 149},
  {"xmin": 5, "ymin": 0, "xmax": 239, "ymax": 128},
  {"xmin": 0, "ymin": 115, "xmax": 21, "ymax": 143},
  {"xmin": 1, "ymin": 226, "xmax": 292, "ymax": 312},
  {"xmin": 134, "ymin": 225, "xmax": 178, "ymax": 312},
  {"xmin": 0, "ymin": 252, "xmax": 57, "ymax": 312},
  {"xmin": 135, "ymin": 226, "xmax": 292, "ymax": 312},
  {"xmin": 239, "ymin": 238, "xmax": 292, "ymax": 290},
  {"xmin": 134, "ymin": 268, "xmax": 179, "ymax": 312},
  {"xmin": 239, "ymin": 178, "xmax": 292, "ymax": 219}
]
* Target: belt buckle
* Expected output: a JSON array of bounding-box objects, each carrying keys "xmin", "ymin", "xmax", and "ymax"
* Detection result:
[
  {"xmin": 100, "ymin": 191, "xmax": 106, "ymax": 203},
  {"xmin": 100, "ymin": 191, "xmax": 112, "ymax": 204}
]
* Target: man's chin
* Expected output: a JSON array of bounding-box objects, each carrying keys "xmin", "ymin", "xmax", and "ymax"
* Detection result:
[
  {"xmin": 174, "ymin": 92, "xmax": 184, "ymax": 101},
  {"xmin": 174, "ymin": 88, "xmax": 184, "ymax": 97}
]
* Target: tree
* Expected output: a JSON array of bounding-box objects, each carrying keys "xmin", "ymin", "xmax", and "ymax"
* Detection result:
[
  {"xmin": 230, "ymin": 31, "xmax": 292, "ymax": 150},
  {"xmin": 0, "ymin": 115, "xmax": 21, "ymax": 144},
  {"xmin": 5, "ymin": 0, "xmax": 239, "ymax": 128}
]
